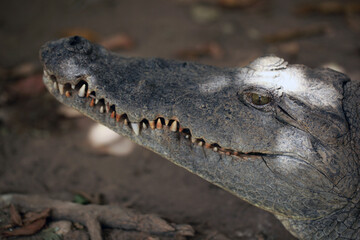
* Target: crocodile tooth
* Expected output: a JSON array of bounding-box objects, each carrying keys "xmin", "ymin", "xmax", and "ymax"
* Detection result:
[
  {"xmin": 191, "ymin": 138, "xmax": 196, "ymax": 143},
  {"xmin": 90, "ymin": 99, "xmax": 95, "ymax": 107},
  {"xmin": 95, "ymin": 99, "xmax": 99, "ymax": 104},
  {"xmin": 131, "ymin": 123, "xmax": 140, "ymax": 135},
  {"xmin": 58, "ymin": 83, "xmax": 64, "ymax": 95},
  {"xmin": 86, "ymin": 90, "xmax": 91, "ymax": 97},
  {"xmin": 198, "ymin": 141, "xmax": 204, "ymax": 146},
  {"xmin": 149, "ymin": 121, "xmax": 155, "ymax": 129},
  {"xmin": 156, "ymin": 119, "xmax": 163, "ymax": 129},
  {"xmin": 53, "ymin": 81, "xmax": 58, "ymax": 90},
  {"xmin": 124, "ymin": 119, "xmax": 128, "ymax": 126},
  {"xmin": 142, "ymin": 122, "xmax": 147, "ymax": 129},
  {"xmin": 78, "ymin": 84, "xmax": 86, "ymax": 97},
  {"xmin": 185, "ymin": 134, "xmax": 190, "ymax": 139},
  {"xmin": 213, "ymin": 147, "xmax": 219, "ymax": 152},
  {"xmin": 165, "ymin": 119, "xmax": 169, "ymax": 125},
  {"xmin": 116, "ymin": 114, "xmax": 121, "ymax": 122},
  {"xmin": 205, "ymin": 143, "xmax": 211, "ymax": 149},
  {"xmin": 170, "ymin": 121, "xmax": 178, "ymax": 132},
  {"xmin": 65, "ymin": 91, "xmax": 71, "ymax": 97},
  {"xmin": 100, "ymin": 106, "xmax": 104, "ymax": 113},
  {"xmin": 71, "ymin": 84, "xmax": 75, "ymax": 89}
]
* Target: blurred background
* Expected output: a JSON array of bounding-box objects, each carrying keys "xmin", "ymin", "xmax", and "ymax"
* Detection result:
[{"xmin": 0, "ymin": 0, "xmax": 359, "ymax": 239}]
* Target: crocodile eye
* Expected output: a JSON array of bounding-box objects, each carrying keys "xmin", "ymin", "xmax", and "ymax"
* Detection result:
[
  {"xmin": 249, "ymin": 93, "xmax": 271, "ymax": 105},
  {"xmin": 240, "ymin": 89, "xmax": 273, "ymax": 110}
]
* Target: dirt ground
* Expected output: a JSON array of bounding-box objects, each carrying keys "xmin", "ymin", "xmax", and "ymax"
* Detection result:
[{"xmin": 0, "ymin": 0, "xmax": 359, "ymax": 239}]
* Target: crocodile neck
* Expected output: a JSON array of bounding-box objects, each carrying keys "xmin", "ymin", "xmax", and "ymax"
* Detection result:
[
  {"xmin": 277, "ymin": 194, "xmax": 360, "ymax": 239},
  {"xmin": 344, "ymin": 80, "xmax": 360, "ymax": 161},
  {"xmin": 277, "ymin": 80, "xmax": 360, "ymax": 240}
]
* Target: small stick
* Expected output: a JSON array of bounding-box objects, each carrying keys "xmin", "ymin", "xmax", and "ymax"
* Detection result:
[{"xmin": 0, "ymin": 194, "xmax": 194, "ymax": 240}]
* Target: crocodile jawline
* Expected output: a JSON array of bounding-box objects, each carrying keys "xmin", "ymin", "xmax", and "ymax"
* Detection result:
[{"xmin": 44, "ymin": 71, "xmax": 267, "ymax": 160}]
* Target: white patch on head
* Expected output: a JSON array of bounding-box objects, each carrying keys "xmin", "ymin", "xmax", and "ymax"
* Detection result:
[
  {"xmin": 199, "ymin": 76, "xmax": 230, "ymax": 93},
  {"xmin": 243, "ymin": 69, "xmax": 304, "ymax": 92},
  {"xmin": 239, "ymin": 67, "xmax": 341, "ymax": 109},
  {"xmin": 275, "ymin": 70, "xmax": 303, "ymax": 92}
]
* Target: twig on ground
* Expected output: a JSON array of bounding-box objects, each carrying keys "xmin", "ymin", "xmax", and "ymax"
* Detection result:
[{"xmin": 0, "ymin": 194, "xmax": 194, "ymax": 240}]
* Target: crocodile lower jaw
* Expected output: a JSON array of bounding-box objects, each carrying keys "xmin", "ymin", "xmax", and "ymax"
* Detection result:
[{"xmin": 43, "ymin": 70, "xmax": 265, "ymax": 160}]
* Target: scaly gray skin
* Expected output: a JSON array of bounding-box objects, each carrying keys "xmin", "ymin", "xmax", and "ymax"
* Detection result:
[{"xmin": 39, "ymin": 36, "xmax": 360, "ymax": 239}]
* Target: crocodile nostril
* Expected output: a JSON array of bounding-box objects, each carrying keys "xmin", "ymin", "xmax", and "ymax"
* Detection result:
[
  {"xmin": 65, "ymin": 36, "xmax": 93, "ymax": 54},
  {"xmin": 69, "ymin": 36, "xmax": 81, "ymax": 46}
]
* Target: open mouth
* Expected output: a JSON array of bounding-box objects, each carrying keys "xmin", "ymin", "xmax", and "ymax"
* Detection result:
[{"xmin": 43, "ymin": 70, "xmax": 263, "ymax": 160}]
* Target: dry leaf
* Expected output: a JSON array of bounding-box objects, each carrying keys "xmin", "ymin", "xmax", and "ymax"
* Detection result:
[
  {"xmin": 2, "ymin": 218, "xmax": 46, "ymax": 237},
  {"xmin": 295, "ymin": 2, "xmax": 360, "ymax": 16},
  {"xmin": 218, "ymin": 0, "xmax": 260, "ymax": 8},
  {"xmin": 100, "ymin": 34, "xmax": 135, "ymax": 51},
  {"xmin": 295, "ymin": 2, "xmax": 344, "ymax": 15},
  {"xmin": 0, "ymin": 224, "xmax": 13, "ymax": 231},
  {"xmin": 10, "ymin": 204, "xmax": 23, "ymax": 227},
  {"xmin": 9, "ymin": 62, "xmax": 40, "ymax": 79},
  {"xmin": 176, "ymin": 42, "xmax": 224, "ymax": 60},
  {"xmin": 8, "ymin": 74, "xmax": 45, "ymax": 96},
  {"xmin": 73, "ymin": 222, "xmax": 84, "ymax": 230},
  {"xmin": 23, "ymin": 208, "xmax": 50, "ymax": 225},
  {"xmin": 59, "ymin": 28, "xmax": 99, "ymax": 42},
  {"xmin": 278, "ymin": 42, "xmax": 300, "ymax": 57},
  {"xmin": 263, "ymin": 25, "xmax": 327, "ymax": 43}
]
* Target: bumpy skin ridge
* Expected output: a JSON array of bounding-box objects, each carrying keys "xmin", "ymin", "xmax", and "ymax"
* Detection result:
[
  {"xmin": 277, "ymin": 197, "xmax": 360, "ymax": 239},
  {"xmin": 39, "ymin": 36, "xmax": 360, "ymax": 239},
  {"xmin": 279, "ymin": 80, "xmax": 360, "ymax": 240},
  {"xmin": 344, "ymin": 81, "xmax": 360, "ymax": 163}
]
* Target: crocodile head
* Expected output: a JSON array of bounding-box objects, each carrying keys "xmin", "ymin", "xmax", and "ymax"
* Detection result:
[{"xmin": 40, "ymin": 36, "xmax": 360, "ymax": 239}]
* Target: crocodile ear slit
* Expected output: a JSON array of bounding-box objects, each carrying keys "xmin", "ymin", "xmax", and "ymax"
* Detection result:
[{"xmin": 45, "ymin": 74, "xmax": 258, "ymax": 159}]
